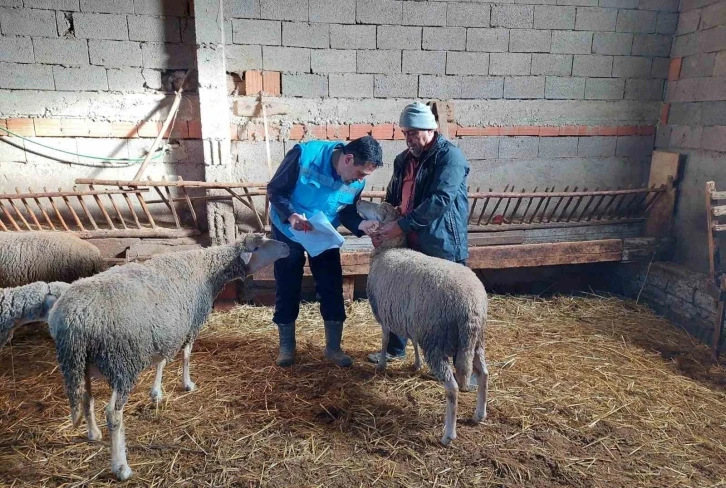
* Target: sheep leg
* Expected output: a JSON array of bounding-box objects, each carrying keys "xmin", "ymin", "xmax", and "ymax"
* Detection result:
[
  {"xmin": 412, "ymin": 342, "xmax": 422, "ymax": 372},
  {"xmin": 107, "ymin": 389, "xmax": 132, "ymax": 481},
  {"xmin": 472, "ymin": 346, "xmax": 489, "ymax": 424},
  {"xmin": 150, "ymin": 359, "xmax": 166, "ymax": 404},
  {"xmin": 83, "ymin": 371, "xmax": 102, "ymax": 441},
  {"xmin": 182, "ymin": 343, "xmax": 196, "ymax": 391},
  {"xmin": 429, "ymin": 352, "xmax": 459, "ymax": 446},
  {"xmin": 376, "ymin": 327, "xmax": 390, "ymax": 372}
]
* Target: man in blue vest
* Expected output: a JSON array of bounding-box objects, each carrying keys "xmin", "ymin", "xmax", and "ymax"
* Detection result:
[{"xmin": 267, "ymin": 136, "xmax": 383, "ymax": 368}]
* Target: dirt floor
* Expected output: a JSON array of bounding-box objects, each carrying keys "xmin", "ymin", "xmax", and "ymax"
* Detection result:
[{"xmin": 1, "ymin": 294, "xmax": 726, "ymax": 487}]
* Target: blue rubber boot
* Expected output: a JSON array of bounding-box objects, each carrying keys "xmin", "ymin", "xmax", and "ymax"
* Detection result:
[
  {"xmin": 323, "ymin": 321, "xmax": 353, "ymax": 368},
  {"xmin": 275, "ymin": 322, "xmax": 296, "ymax": 367}
]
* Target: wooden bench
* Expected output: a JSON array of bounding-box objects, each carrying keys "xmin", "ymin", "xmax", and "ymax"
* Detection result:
[{"xmin": 705, "ymin": 180, "xmax": 726, "ymax": 360}]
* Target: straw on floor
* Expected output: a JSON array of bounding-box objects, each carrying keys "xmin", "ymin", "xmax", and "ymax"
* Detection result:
[{"xmin": 1, "ymin": 294, "xmax": 725, "ymax": 487}]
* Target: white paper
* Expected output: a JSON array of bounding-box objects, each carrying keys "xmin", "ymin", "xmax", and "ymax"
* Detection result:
[{"xmin": 288, "ymin": 210, "xmax": 345, "ymax": 257}]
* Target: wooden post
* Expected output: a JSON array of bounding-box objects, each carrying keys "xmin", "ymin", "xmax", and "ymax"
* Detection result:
[{"xmin": 343, "ymin": 276, "xmax": 355, "ymax": 303}]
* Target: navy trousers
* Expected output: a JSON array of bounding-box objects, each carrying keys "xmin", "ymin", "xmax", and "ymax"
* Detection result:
[{"xmin": 271, "ymin": 223, "xmax": 346, "ymax": 325}]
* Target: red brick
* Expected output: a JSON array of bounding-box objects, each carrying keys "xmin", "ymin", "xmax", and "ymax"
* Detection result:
[
  {"xmin": 582, "ymin": 126, "xmax": 599, "ymax": 136},
  {"xmin": 393, "ymin": 124, "xmax": 405, "ymax": 140},
  {"xmin": 480, "ymin": 127, "xmax": 501, "ymax": 136},
  {"xmin": 87, "ymin": 120, "xmax": 114, "ymax": 137},
  {"xmin": 308, "ymin": 124, "xmax": 327, "ymax": 140},
  {"xmin": 33, "ymin": 118, "xmax": 63, "ymax": 137},
  {"xmin": 262, "ymin": 71, "xmax": 281, "ymax": 96},
  {"xmin": 617, "ymin": 125, "xmax": 638, "ymax": 136},
  {"xmin": 516, "ymin": 126, "xmax": 540, "ymax": 136},
  {"xmin": 136, "ymin": 120, "xmax": 162, "ymax": 138},
  {"xmin": 60, "ymin": 119, "xmax": 91, "ymax": 137},
  {"xmin": 6, "ymin": 118, "xmax": 36, "ymax": 136},
  {"xmin": 326, "ymin": 124, "xmax": 350, "ymax": 140},
  {"xmin": 456, "ymin": 126, "xmax": 481, "ymax": 136},
  {"xmin": 349, "ymin": 124, "xmax": 373, "ymax": 139},
  {"xmin": 539, "ymin": 127, "xmax": 559, "ymax": 136},
  {"xmin": 188, "ymin": 120, "xmax": 202, "ymax": 138},
  {"xmin": 288, "ymin": 124, "xmax": 305, "ymax": 140},
  {"xmin": 595, "ymin": 126, "xmax": 618, "ymax": 136},
  {"xmin": 638, "ymin": 125, "xmax": 656, "ymax": 136},
  {"xmin": 559, "ymin": 126, "xmax": 578, "ymax": 136},
  {"xmin": 110, "ymin": 121, "xmax": 139, "ymax": 138},
  {"xmin": 668, "ymin": 57, "xmax": 682, "ymax": 81},
  {"xmin": 371, "ymin": 123, "xmax": 394, "ymax": 140},
  {"xmin": 246, "ymin": 122, "xmax": 281, "ymax": 141},
  {"xmin": 660, "ymin": 104, "xmax": 670, "ymax": 125},
  {"xmin": 499, "ymin": 127, "xmax": 516, "ymax": 136},
  {"xmin": 244, "ymin": 70, "xmax": 263, "ymax": 96}
]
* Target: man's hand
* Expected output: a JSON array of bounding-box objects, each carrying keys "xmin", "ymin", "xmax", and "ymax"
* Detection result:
[
  {"xmin": 378, "ymin": 221, "xmax": 404, "ymax": 240},
  {"xmin": 288, "ymin": 213, "xmax": 314, "ymax": 232},
  {"xmin": 358, "ymin": 220, "xmax": 379, "ymax": 236}
]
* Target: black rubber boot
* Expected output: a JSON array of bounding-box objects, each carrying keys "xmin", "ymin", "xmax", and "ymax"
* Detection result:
[
  {"xmin": 323, "ymin": 320, "xmax": 353, "ymax": 367},
  {"xmin": 275, "ymin": 322, "xmax": 296, "ymax": 367}
]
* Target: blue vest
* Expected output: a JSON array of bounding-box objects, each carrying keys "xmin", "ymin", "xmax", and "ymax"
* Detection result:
[{"xmin": 269, "ymin": 140, "xmax": 365, "ymax": 241}]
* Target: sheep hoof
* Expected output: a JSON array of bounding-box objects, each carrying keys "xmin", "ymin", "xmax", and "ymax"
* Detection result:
[
  {"xmin": 472, "ymin": 411, "xmax": 486, "ymax": 424},
  {"xmin": 183, "ymin": 381, "xmax": 196, "ymax": 392},
  {"xmin": 440, "ymin": 434, "xmax": 456, "ymax": 446},
  {"xmin": 113, "ymin": 464, "xmax": 133, "ymax": 481},
  {"xmin": 150, "ymin": 388, "xmax": 162, "ymax": 403},
  {"xmin": 88, "ymin": 427, "xmax": 102, "ymax": 441}
]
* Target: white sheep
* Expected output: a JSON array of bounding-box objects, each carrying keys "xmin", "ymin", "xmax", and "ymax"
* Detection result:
[
  {"xmin": 356, "ymin": 200, "xmax": 489, "ymax": 446},
  {"xmin": 0, "ymin": 281, "xmax": 70, "ymax": 348},
  {"xmin": 0, "ymin": 231, "xmax": 107, "ymax": 288},
  {"xmin": 47, "ymin": 233, "xmax": 290, "ymax": 481}
]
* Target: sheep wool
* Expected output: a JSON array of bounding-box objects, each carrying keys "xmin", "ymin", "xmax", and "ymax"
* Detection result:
[{"xmin": 0, "ymin": 281, "xmax": 70, "ymax": 348}]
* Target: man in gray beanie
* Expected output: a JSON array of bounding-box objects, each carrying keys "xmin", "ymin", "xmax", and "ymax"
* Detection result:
[{"xmin": 367, "ymin": 101, "xmax": 471, "ymax": 368}]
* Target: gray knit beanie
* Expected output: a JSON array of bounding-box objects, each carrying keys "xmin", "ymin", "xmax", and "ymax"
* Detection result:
[{"xmin": 399, "ymin": 101, "xmax": 438, "ymax": 130}]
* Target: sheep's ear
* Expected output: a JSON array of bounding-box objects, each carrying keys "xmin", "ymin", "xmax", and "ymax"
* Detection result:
[{"xmin": 239, "ymin": 251, "xmax": 252, "ymax": 265}]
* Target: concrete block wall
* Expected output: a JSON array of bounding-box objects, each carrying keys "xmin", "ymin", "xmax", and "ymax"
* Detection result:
[{"xmin": 657, "ymin": 0, "xmax": 726, "ymax": 273}]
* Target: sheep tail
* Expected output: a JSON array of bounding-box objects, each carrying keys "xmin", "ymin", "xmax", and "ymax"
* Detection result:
[
  {"xmin": 454, "ymin": 316, "xmax": 481, "ymax": 392},
  {"xmin": 53, "ymin": 326, "xmax": 87, "ymax": 427}
]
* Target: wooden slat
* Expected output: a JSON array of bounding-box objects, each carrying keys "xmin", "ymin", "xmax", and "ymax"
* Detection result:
[
  {"xmin": 177, "ymin": 176, "xmax": 199, "ymax": 229},
  {"xmin": 89, "ymin": 184, "xmax": 115, "ymax": 229},
  {"xmin": 107, "ymin": 194, "xmax": 128, "ymax": 229},
  {"xmin": 0, "ymin": 200, "xmax": 21, "ymax": 231},
  {"xmin": 75, "ymin": 195, "xmax": 99, "ymax": 230},
  {"xmin": 712, "ymin": 191, "xmax": 726, "ymax": 200},
  {"xmin": 70, "ymin": 228, "xmax": 201, "ymax": 239},
  {"xmin": 29, "ymin": 188, "xmax": 55, "ymax": 230},
  {"xmin": 7, "ymin": 197, "xmax": 32, "ymax": 230},
  {"xmin": 45, "ymin": 191, "xmax": 70, "ymax": 231},
  {"xmin": 15, "ymin": 188, "xmax": 42, "ymax": 229},
  {"xmin": 0, "ymin": 189, "xmax": 146, "ymax": 199},
  {"xmin": 60, "ymin": 192, "xmax": 84, "ymax": 230},
  {"xmin": 713, "ymin": 205, "xmax": 726, "ymax": 217},
  {"xmin": 714, "ymin": 224, "xmax": 726, "ymax": 232}
]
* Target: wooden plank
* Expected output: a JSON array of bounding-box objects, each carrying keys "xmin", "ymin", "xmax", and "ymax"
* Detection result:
[
  {"xmin": 713, "ymin": 191, "xmax": 726, "ymax": 200},
  {"xmin": 648, "ymin": 150, "xmax": 680, "ymax": 187},
  {"xmin": 469, "ymin": 232, "xmax": 524, "ymax": 246},
  {"xmin": 713, "ymin": 205, "xmax": 726, "ymax": 217},
  {"xmin": 621, "ymin": 237, "xmax": 673, "ymax": 262},
  {"xmin": 644, "ymin": 177, "xmax": 676, "ymax": 237},
  {"xmin": 343, "ymin": 276, "xmax": 355, "ymax": 303},
  {"xmin": 71, "ymin": 228, "xmax": 200, "ymax": 239},
  {"xmin": 706, "ymin": 181, "xmax": 719, "ymax": 281},
  {"xmin": 714, "ymin": 224, "xmax": 726, "ymax": 232}
]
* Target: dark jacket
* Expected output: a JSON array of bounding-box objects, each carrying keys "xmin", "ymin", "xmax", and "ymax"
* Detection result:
[{"xmin": 385, "ymin": 133, "xmax": 469, "ymax": 262}]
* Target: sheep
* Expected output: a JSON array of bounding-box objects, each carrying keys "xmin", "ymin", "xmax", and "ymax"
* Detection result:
[
  {"xmin": 0, "ymin": 281, "xmax": 70, "ymax": 348},
  {"xmin": 356, "ymin": 200, "xmax": 489, "ymax": 446},
  {"xmin": 47, "ymin": 233, "xmax": 290, "ymax": 481},
  {"xmin": 0, "ymin": 231, "xmax": 107, "ymax": 288}
]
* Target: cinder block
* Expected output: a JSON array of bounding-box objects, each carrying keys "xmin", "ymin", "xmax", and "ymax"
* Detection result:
[
  {"xmin": 592, "ymin": 32, "xmax": 632, "ymax": 55},
  {"xmin": 224, "ymin": 0, "xmax": 261, "ymax": 18},
  {"xmin": 89, "ymin": 40, "xmax": 142, "ymax": 68},
  {"xmin": 0, "ymin": 62, "xmax": 53, "ymax": 89},
  {"xmin": 25, "ymin": 0, "xmax": 79, "ymax": 10},
  {"xmin": 134, "ymin": 0, "xmax": 188, "ymax": 16},
  {"xmin": 232, "ymin": 19, "xmax": 281, "ymax": 45},
  {"xmin": 457, "ymin": 137, "xmax": 500, "ymax": 159},
  {"xmin": 418, "ymin": 75, "xmax": 462, "ymax": 98},
  {"xmin": 329, "ymin": 73, "xmax": 373, "ymax": 97},
  {"xmin": 671, "ymin": 32, "xmax": 697, "ymax": 58},
  {"xmin": 668, "ymin": 102, "xmax": 701, "ymax": 125},
  {"xmin": 227, "ymin": 45, "xmax": 263, "ymax": 71},
  {"xmin": 490, "ymin": 53, "xmax": 531, "ymax": 75},
  {"xmin": 680, "ymin": 53, "xmax": 715, "ymax": 79},
  {"xmin": 545, "ymin": 76, "xmax": 585, "ymax": 98},
  {"xmin": 509, "ymin": 29, "xmax": 552, "ymax": 52},
  {"xmin": 556, "ymin": 0, "xmax": 598, "ymax": 6},
  {"xmin": 0, "ymin": 7, "xmax": 57, "ymax": 36},
  {"xmin": 311, "ymin": 49, "xmax": 356, "ymax": 73},
  {"xmin": 702, "ymin": 126, "xmax": 726, "ymax": 152},
  {"xmin": 655, "ymin": 125, "xmax": 670, "ymax": 148},
  {"xmin": 616, "ymin": 9, "xmax": 657, "ymax": 33},
  {"xmin": 358, "ymin": 50, "xmax": 402, "ymax": 74},
  {"xmin": 697, "ymin": 26, "xmax": 726, "ymax": 54},
  {"xmin": 310, "ymin": 0, "xmax": 355, "ymax": 22},
  {"xmin": 656, "ymin": 12, "xmax": 678, "ymax": 35},
  {"xmin": 638, "ymin": 0, "xmax": 678, "ymax": 11},
  {"xmin": 261, "ymin": 46, "xmax": 309, "ymax": 72},
  {"xmin": 378, "ymin": 25, "xmax": 421, "ymax": 50},
  {"xmin": 74, "ymin": 13, "xmax": 129, "ymax": 40},
  {"xmin": 282, "ymin": 73, "xmax": 328, "ymax": 97},
  {"xmin": 665, "ymin": 78, "xmax": 699, "ymax": 103},
  {"xmin": 0, "ymin": 36, "xmax": 33, "ymax": 63},
  {"xmin": 698, "ymin": 77, "xmax": 726, "ymax": 102},
  {"xmin": 261, "ymin": 0, "xmax": 308, "ymax": 21},
  {"xmin": 676, "ymin": 9, "xmax": 700, "ymax": 35},
  {"xmin": 373, "ymin": 74, "xmax": 418, "ymax": 97},
  {"xmin": 615, "ymin": 135, "xmax": 654, "ymax": 156},
  {"xmin": 599, "ymin": 0, "xmax": 638, "ymax": 7},
  {"xmin": 624, "ymin": 79, "xmax": 664, "ymax": 100},
  {"xmin": 128, "ymin": 15, "xmax": 180, "ymax": 42},
  {"xmin": 651, "ymin": 57, "xmax": 669, "ymax": 78},
  {"xmin": 504, "ymin": 76, "xmax": 545, "ymax": 98},
  {"xmin": 534, "ymin": 6, "xmax": 575, "ymax": 29},
  {"xmin": 142, "ymin": 43, "xmax": 195, "ymax": 69},
  {"xmin": 330, "ymin": 24, "xmax": 376, "ymax": 49},
  {"xmin": 282, "ymin": 22, "xmax": 329, "ymax": 48},
  {"xmin": 402, "ymin": 1, "xmax": 447, "ymax": 26},
  {"xmin": 499, "ymin": 136, "xmax": 539, "ymax": 158},
  {"xmin": 612, "ymin": 56, "xmax": 651, "ymax": 78},
  {"xmin": 53, "ymin": 65, "xmax": 109, "ymax": 91},
  {"xmin": 423, "ymin": 27, "xmax": 466, "ymax": 51},
  {"xmin": 402, "ymin": 50, "xmax": 446, "ymax": 74},
  {"xmin": 460, "ymin": 76, "xmax": 504, "ymax": 98},
  {"xmin": 107, "ymin": 68, "xmax": 146, "ymax": 92},
  {"xmin": 446, "ymin": 52, "xmax": 489, "ymax": 75},
  {"xmin": 573, "ymin": 55, "xmax": 612, "ymax": 77},
  {"xmin": 0, "ymin": 136, "xmax": 27, "ymax": 162},
  {"xmin": 467, "ymin": 28, "xmax": 510, "ymax": 52},
  {"xmin": 33, "ymin": 38, "xmax": 89, "ymax": 66},
  {"xmin": 80, "ymin": 0, "xmax": 133, "ymax": 13},
  {"xmin": 716, "ymin": 52, "xmax": 726, "ymax": 76},
  {"xmin": 358, "ymin": 0, "xmax": 402, "ymax": 24},
  {"xmin": 551, "ymin": 31, "xmax": 592, "ymax": 53},
  {"xmin": 631, "ymin": 34, "xmax": 671, "ymax": 57},
  {"xmin": 531, "ymin": 54, "xmax": 572, "ymax": 75},
  {"xmin": 575, "ymin": 7, "xmax": 617, "ymax": 31},
  {"xmin": 702, "ymin": 101, "xmax": 726, "ymax": 125},
  {"xmin": 585, "ymin": 78, "xmax": 624, "ymax": 99},
  {"xmin": 669, "ymin": 125, "xmax": 702, "ymax": 148},
  {"xmin": 539, "ymin": 136, "xmax": 578, "ymax": 157},
  {"xmin": 447, "ymin": 2, "xmax": 490, "ymax": 27},
  {"xmin": 700, "ymin": 1, "xmax": 726, "ymax": 29},
  {"xmin": 26, "ymin": 137, "xmax": 79, "ymax": 164},
  {"xmin": 577, "ymin": 136, "xmax": 616, "ymax": 156},
  {"xmin": 491, "ymin": 5, "xmax": 533, "ymax": 28}
]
